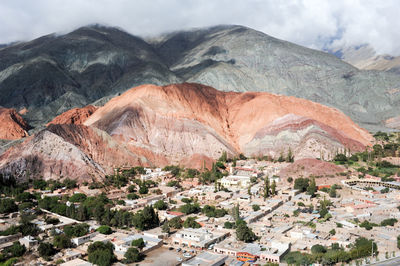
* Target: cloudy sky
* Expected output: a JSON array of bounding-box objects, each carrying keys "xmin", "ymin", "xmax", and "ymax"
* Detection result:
[{"xmin": 1, "ymin": 0, "xmax": 399, "ymax": 55}]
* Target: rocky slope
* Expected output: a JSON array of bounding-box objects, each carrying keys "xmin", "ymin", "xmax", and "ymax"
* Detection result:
[
  {"xmin": 0, "ymin": 107, "xmax": 31, "ymax": 140},
  {"xmin": 0, "ymin": 124, "xmax": 148, "ymax": 181},
  {"xmin": 85, "ymin": 83, "xmax": 372, "ymax": 162},
  {"xmin": 47, "ymin": 105, "xmax": 97, "ymax": 126},
  {"xmin": 0, "ymin": 83, "xmax": 372, "ymax": 180},
  {"xmin": 1, "ymin": 25, "xmax": 400, "ymax": 131}
]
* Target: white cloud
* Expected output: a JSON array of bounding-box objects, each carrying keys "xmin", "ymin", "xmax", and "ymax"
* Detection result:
[{"xmin": 0, "ymin": 0, "xmax": 399, "ymax": 55}]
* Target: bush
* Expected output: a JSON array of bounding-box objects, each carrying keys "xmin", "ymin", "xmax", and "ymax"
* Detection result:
[
  {"xmin": 38, "ymin": 242, "xmax": 56, "ymax": 258},
  {"xmin": 88, "ymin": 241, "xmax": 116, "ymax": 266},
  {"xmin": 168, "ymin": 217, "xmax": 183, "ymax": 229},
  {"xmin": 131, "ymin": 238, "xmax": 145, "ymax": 249},
  {"xmin": 153, "ymin": 200, "xmax": 168, "ymax": 210},
  {"xmin": 53, "ymin": 234, "xmax": 72, "ymax": 249},
  {"xmin": 183, "ymin": 217, "xmax": 201, "ymax": 228},
  {"xmin": 69, "ymin": 193, "xmax": 87, "ymax": 202},
  {"xmin": 311, "ymin": 244, "xmax": 327, "ymax": 254},
  {"xmin": 252, "ymin": 204, "xmax": 260, "ymax": 211},
  {"xmin": 124, "ymin": 247, "xmax": 143, "ymax": 263},
  {"xmin": 127, "ymin": 193, "xmax": 139, "ymax": 200},
  {"xmin": 97, "ymin": 225, "xmax": 112, "ymax": 235}
]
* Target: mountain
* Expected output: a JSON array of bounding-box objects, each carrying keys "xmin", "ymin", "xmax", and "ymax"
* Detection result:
[
  {"xmin": 328, "ymin": 44, "xmax": 400, "ymax": 74},
  {"xmin": 0, "ymin": 24, "xmax": 400, "ymax": 132},
  {"xmin": 0, "ymin": 83, "xmax": 371, "ymax": 181},
  {"xmin": 0, "ymin": 108, "xmax": 31, "ymax": 140},
  {"xmin": 0, "ymin": 25, "xmax": 179, "ymax": 126}
]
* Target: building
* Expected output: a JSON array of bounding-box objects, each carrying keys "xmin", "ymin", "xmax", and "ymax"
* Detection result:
[
  {"xmin": 183, "ymin": 251, "xmax": 228, "ymax": 266},
  {"xmin": 0, "ymin": 233, "xmax": 21, "ymax": 251},
  {"xmin": 112, "ymin": 234, "xmax": 162, "ymax": 255},
  {"xmin": 72, "ymin": 232, "xmax": 98, "ymax": 246},
  {"xmin": 19, "ymin": 235, "xmax": 38, "ymax": 249},
  {"xmin": 219, "ymin": 175, "xmax": 251, "ymax": 189},
  {"xmin": 172, "ymin": 228, "xmax": 229, "ymax": 249},
  {"xmin": 60, "ymin": 258, "xmax": 93, "ymax": 266}
]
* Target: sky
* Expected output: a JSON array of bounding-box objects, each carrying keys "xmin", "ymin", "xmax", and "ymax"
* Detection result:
[{"xmin": 1, "ymin": 0, "xmax": 399, "ymax": 55}]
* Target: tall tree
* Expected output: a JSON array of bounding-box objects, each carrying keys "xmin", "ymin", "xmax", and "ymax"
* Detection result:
[
  {"xmin": 271, "ymin": 180, "xmax": 277, "ymax": 195},
  {"xmin": 263, "ymin": 176, "xmax": 270, "ymax": 200}
]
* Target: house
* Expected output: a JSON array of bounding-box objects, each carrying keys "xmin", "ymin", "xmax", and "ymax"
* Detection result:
[
  {"xmin": 219, "ymin": 175, "xmax": 251, "ymax": 189},
  {"xmin": 19, "ymin": 235, "xmax": 38, "ymax": 249},
  {"xmin": 60, "ymin": 258, "xmax": 93, "ymax": 266},
  {"xmin": 0, "ymin": 233, "xmax": 21, "ymax": 251},
  {"xmin": 62, "ymin": 249, "xmax": 85, "ymax": 262},
  {"xmin": 112, "ymin": 233, "xmax": 162, "ymax": 257},
  {"xmin": 72, "ymin": 232, "xmax": 98, "ymax": 246},
  {"xmin": 172, "ymin": 228, "xmax": 229, "ymax": 249},
  {"xmin": 183, "ymin": 251, "xmax": 228, "ymax": 266}
]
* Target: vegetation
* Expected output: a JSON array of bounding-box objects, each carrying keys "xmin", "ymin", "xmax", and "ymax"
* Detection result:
[
  {"xmin": 236, "ymin": 220, "xmax": 257, "ymax": 243},
  {"xmin": 124, "ymin": 247, "xmax": 143, "ymax": 263},
  {"xmin": 201, "ymin": 205, "xmax": 227, "ymax": 217},
  {"xmin": 38, "ymin": 242, "xmax": 56, "ymax": 259},
  {"xmin": 88, "ymin": 241, "xmax": 116, "ymax": 266},
  {"xmin": 131, "ymin": 238, "xmax": 145, "ymax": 249},
  {"xmin": 96, "ymin": 225, "xmax": 112, "ymax": 235},
  {"xmin": 153, "ymin": 200, "xmax": 168, "ymax": 210},
  {"xmin": 183, "ymin": 217, "xmax": 201, "ymax": 228}
]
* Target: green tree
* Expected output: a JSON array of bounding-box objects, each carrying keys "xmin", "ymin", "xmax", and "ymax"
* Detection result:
[
  {"xmin": 124, "ymin": 247, "xmax": 143, "ymax": 263},
  {"xmin": 287, "ymin": 148, "xmax": 294, "ymax": 162},
  {"xmin": 69, "ymin": 193, "xmax": 87, "ymax": 202},
  {"xmin": 307, "ymin": 177, "xmax": 317, "ymax": 196},
  {"xmin": 162, "ymin": 221, "xmax": 170, "ymax": 234},
  {"xmin": 38, "ymin": 242, "xmax": 56, "ymax": 259},
  {"xmin": 131, "ymin": 238, "xmax": 145, "ymax": 249},
  {"xmin": 153, "ymin": 200, "xmax": 168, "ymax": 210},
  {"xmin": 88, "ymin": 241, "xmax": 116, "ymax": 266},
  {"xmin": 329, "ymin": 229, "xmax": 336, "ymax": 235},
  {"xmin": 97, "ymin": 225, "xmax": 112, "ymax": 235},
  {"xmin": 53, "ymin": 234, "xmax": 72, "ymax": 249},
  {"xmin": 271, "ymin": 180, "xmax": 277, "ymax": 195},
  {"xmin": 6, "ymin": 241, "xmax": 26, "ymax": 257},
  {"xmin": 183, "ymin": 217, "xmax": 201, "ymax": 228},
  {"xmin": 252, "ymin": 204, "xmax": 260, "ymax": 211},
  {"xmin": 294, "ymin": 178, "xmax": 310, "ymax": 192},
  {"xmin": 264, "ymin": 176, "xmax": 270, "ymax": 200},
  {"xmin": 168, "ymin": 217, "xmax": 183, "ymax": 229},
  {"xmin": 236, "ymin": 221, "xmax": 256, "ymax": 243},
  {"xmin": 0, "ymin": 198, "xmax": 17, "ymax": 214},
  {"xmin": 311, "ymin": 244, "xmax": 327, "ymax": 254}
]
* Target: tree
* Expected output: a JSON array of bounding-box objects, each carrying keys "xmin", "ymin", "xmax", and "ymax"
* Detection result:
[
  {"xmin": 162, "ymin": 221, "xmax": 170, "ymax": 234},
  {"xmin": 263, "ymin": 176, "xmax": 270, "ymax": 200},
  {"xmin": 153, "ymin": 200, "xmax": 168, "ymax": 210},
  {"xmin": 329, "ymin": 229, "xmax": 336, "ymax": 235},
  {"xmin": 224, "ymin": 221, "xmax": 234, "ymax": 229},
  {"xmin": 236, "ymin": 221, "xmax": 256, "ymax": 243},
  {"xmin": 53, "ymin": 234, "xmax": 72, "ymax": 249},
  {"xmin": 307, "ymin": 177, "xmax": 317, "ymax": 197},
  {"xmin": 88, "ymin": 241, "xmax": 116, "ymax": 266},
  {"xmin": 132, "ymin": 206, "xmax": 160, "ymax": 231},
  {"xmin": 97, "ymin": 225, "xmax": 112, "ymax": 235},
  {"xmin": 271, "ymin": 180, "xmax": 277, "ymax": 195},
  {"xmin": 397, "ymin": 235, "xmax": 400, "ymax": 249},
  {"xmin": 183, "ymin": 217, "xmax": 201, "ymax": 228},
  {"xmin": 252, "ymin": 204, "xmax": 260, "ymax": 211},
  {"xmin": 334, "ymin": 154, "xmax": 348, "ymax": 164},
  {"xmin": 287, "ymin": 148, "xmax": 294, "ymax": 162},
  {"xmin": 124, "ymin": 247, "xmax": 143, "ymax": 263},
  {"xmin": 75, "ymin": 205, "xmax": 89, "ymax": 221},
  {"xmin": 131, "ymin": 238, "xmax": 145, "ymax": 249},
  {"xmin": 127, "ymin": 193, "xmax": 139, "ymax": 200},
  {"xmin": 69, "ymin": 193, "xmax": 87, "ymax": 203},
  {"xmin": 311, "ymin": 244, "xmax": 327, "ymax": 254},
  {"xmin": 168, "ymin": 217, "xmax": 183, "ymax": 229},
  {"xmin": 0, "ymin": 198, "xmax": 17, "ymax": 214},
  {"xmin": 329, "ymin": 186, "xmax": 337, "ymax": 198},
  {"xmin": 287, "ymin": 177, "xmax": 293, "ymax": 183},
  {"xmin": 294, "ymin": 178, "xmax": 310, "ymax": 192},
  {"xmin": 38, "ymin": 242, "xmax": 56, "ymax": 259},
  {"xmin": 7, "ymin": 241, "xmax": 26, "ymax": 257},
  {"xmin": 139, "ymin": 185, "xmax": 148, "ymax": 194},
  {"xmin": 179, "ymin": 203, "xmax": 200, "ymax": 215}
]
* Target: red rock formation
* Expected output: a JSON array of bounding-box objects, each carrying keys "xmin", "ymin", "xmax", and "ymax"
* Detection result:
[
  {"xmin": 279, "ymin": 158, "xmax": 346, "ymax": 178},
  {"xmin": 0, "ymin": 107, "xmax": 31, "ymax": 140},
  {"xmin": 47, "ymin": 105, "xmax": 97, "ymax": 126},
  {"xmin": 85, "ymin": 83, "xmax": 372, "ymax": 161}
]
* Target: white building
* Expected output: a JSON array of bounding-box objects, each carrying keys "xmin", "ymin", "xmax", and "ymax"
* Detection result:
[
  {"xmin": 219, "ymin": 175, "xmax": 251, "ymax": 189},
  {"xmin": 172, "ymin": 228, "xmax": 229, "ymax": 249}
]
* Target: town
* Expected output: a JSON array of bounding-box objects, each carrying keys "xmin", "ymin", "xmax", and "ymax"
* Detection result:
[{"xmin": 1, "ymin": 131, "xmax": 400, "ymax": 266}]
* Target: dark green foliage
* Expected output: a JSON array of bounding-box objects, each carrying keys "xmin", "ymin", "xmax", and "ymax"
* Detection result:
[
  {"xmin": 69, "ymin": 193, "xmax": 87, "ymax": 202},
  {"xmin": 166, "ymin": 180, "xmax": 180, "ymax": 187},
  {"xmin": 127, "ymin": 185, "xmax": 136, "ymax": 193},
  {"xmin": 224, "ymin": 221, "xmax": 234, "ymax": 229},
  {"xmin": 329, "ymin": 229, "xmax": 336, "ymax": 235},
  {"xmin": 236, "ymin": 220, "xmax": 256, "ymax": 243},
  {"xmin": 127, "ymin": 193, "xmax": 139, "ymax": 200},
  {"xmin": 311, "ymin": 244, "xmax": 327, "ymax": 254},
  {"xmin": 97, "ymin": 225, "xmax": 112, "ymax": 234},
  {"xmin": 45, "ymin": 216, "xmax": 60, "ymax": 225},
  {"xmin": 53, "ymin": 234, "xmax": 72, "ymax": 249},
  {"xmin": 132, "ymin": 205, "xmax": 160, "ymax": 231},
  {"xmin": 38, "ymin": 242, "xmax": 56, "ymax": 258},
  {"xmin": 202, "ymin": 205, "xmax": 227, "ymax": 217},
  {"xmin": 64, "ymin": 223, "xmax": 89, "ymax": 238},
  {"xmin": 62, "ymin": 178, "xmax": 77, "ymax": 189},
  {"xmin": 252, "ymin": 204, "xmax": 260, "ymax": 211},
  {"xmin": 2, "ymin": 241, "xmax": 26, "ymax": 258},
  {"xmin": 124, "ymin": 247, "xmax": 143, "ymax": 263},
  {"xmin": 168, "ymin": 217, "xmax": 183, "ymax": 229},
  {"xmin": 33, "ymin": 179, "xmax": 47, "ymax": 190},
  {"xmin": 131, "ymin": 238, "xmax": 145, "ymax": 249},
  {"xmin": 0, "ymin": 198, "xmax": 17, "ymax": 214},
  {"xmin": 15, "ymin": 192, "xmax": 34, "ymax": 202},
  {"xmin": 88, "ymin": 241, "xmax": 116, "ymax": 266},
  {"xmin": 359, "ymin": 220, "xmax": 377, "ymax": 230},
  {"xmin": 294, "ymin": 177, "xmax": 310, "ymax": 192},
  {"xmin": 183, "ymin": 217, "xmax": 201, "ymax": 228},
  {"xmin": 380, "ymin": 218, "xmax": 398, "ymax": 226},
  {"xmin": 104, "ymin": 174, "xmax": 128, "ymax": 188},
  {"xmin": 307, "ymin": 177, "xmax": 317, "ymax": 196},
  {"xmin": 162, "ymin": 165, "xmax": 182, "ymax": 177},
  {"xmin": 153, "ymin": 200, "xmax": 168, "ymax": 210},
  {"xmin": 139, "ymin": 185, "xmax": 148, "ymax": 194},
  {"xmin": 334, "ymin": 153, "xmax": 348, "ymax": 164},
  {"xmin": 179, "ymin": 203, "xmax": 201, "ymax": 215}
]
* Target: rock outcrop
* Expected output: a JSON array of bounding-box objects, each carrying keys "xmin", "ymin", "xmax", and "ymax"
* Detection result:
[
  {"xmin": 0, "ymin": 107, "xmax": 31, "ymax": 140},
  {"xmin": 47, "ymin": 105, "xmax": 97, "ymax": 126}
]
